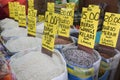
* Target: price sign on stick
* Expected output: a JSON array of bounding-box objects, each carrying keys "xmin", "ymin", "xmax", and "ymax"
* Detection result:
[
  {"xmin": 100, "ymin": 12, "xmax": 120, "ymax": 47},
  {"xmin": 58, "ymin": 8, "xmax": 72, "ymax": 38},
  {"xmin": 78, "ymin": 7, "xmax": 100, "ymax": 49},
  {"xmin": 42, "ymin": 12, "xmax": 58, "ymax": 56},
  {"xmin": 19, "ymin": 5, "xmax": 26, "ymax": 27},
  {"xmin": 28, "ymin": 9, "xmax": 37, "ymax": 36}
]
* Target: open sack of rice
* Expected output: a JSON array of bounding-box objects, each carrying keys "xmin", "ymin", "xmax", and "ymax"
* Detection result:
[
  {"xmin": 4, "ymin": 37, "xmax": 42, "ymax": 55},
  {"xmin": 0, "ymin": 18, "xmax": 18, "ymax": 31},
  {"xmin": 10, "ymin": 49, "xmax": 68, "ymax": 80},
  {"xmin": 1, "ymin": 27, "xmax": 27, "ymax": 42}
]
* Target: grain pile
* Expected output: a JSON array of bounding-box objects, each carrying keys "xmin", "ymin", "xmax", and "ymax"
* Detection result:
[
  {"xmin": 5, "ymin": 37, "xmax": 41, "ymax": 53},
  {"xmin": 63, "ymin": 47, "xmax": 98, "ymax": 68},
  {"xmin": 10, "ymin": 51, "xmax": 65, "ymax": 80},
  {"xmin": 1, "ymin": 27, "xmax": 27, "ymax": 40}
]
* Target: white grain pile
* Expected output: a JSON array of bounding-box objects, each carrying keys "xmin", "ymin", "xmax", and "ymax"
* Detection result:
[
  {"xmin": 1, "ymin": 27, "xmax": 27, "ymax": 39},
  {"xmin": 0, "ymin": 18, "xmax": 18, "ymax": 30},
  {"xmin": 5, "ymin": 37, "xmax": 42, "ymax": 52},
  {"xmin": 10, "ymin": 51, "xmax": 64, "ymax": 80},
  {"xmin": 0, "ymin": 18, "xmax": 14, "ymax": 27}
]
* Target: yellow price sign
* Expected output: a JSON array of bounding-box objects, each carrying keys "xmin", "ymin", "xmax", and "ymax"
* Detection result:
[
  {"xmin": 28, "ymin": 0, "xmax": 34, "ymax": 9},
  {"xmin": 19, "ymin": 5, "xmax": 26, "ymax": 27},
  {"xmin": 47, "ymin": 2, "xmax": 55, "ymax": 12},
  {"xmin": 42, "ymin": 12, "xmax": 58, "ymax": 52},
  {"xmin": 14, "ymin": 2, "xmax": 20, "ymax": 20},
  {"xmin": 42, "ymin": 23, "xmax": 55, "ymax": 52},
  {"xmin": 28, "ymin": 9, "xmax": 37, "ymax": 36},
  {"xmin": 78, "ymin": 7, "xmax": 100, "ymax": 48},
  {"xmin": 100, "ymin": 12, "xmax": 120, "ymax": 47},
  {"xmin": 38, "ymin": 15, "xmax": 45, "ymax": 22},
  {"xmin": 9, "ymin": 2, "xmax": 14, "ymax": 18}
]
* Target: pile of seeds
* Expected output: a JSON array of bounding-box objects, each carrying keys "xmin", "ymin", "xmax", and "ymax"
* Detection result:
[{"xmin": 63, "ymin": 47, "xmax": 98, "ymax": 68}]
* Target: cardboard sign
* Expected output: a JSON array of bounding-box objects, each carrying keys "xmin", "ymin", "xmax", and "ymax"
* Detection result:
[
  {"xmin": 47, "ymin": 2, "xmax": 54, "ymax": 12},
  {"xmin": 28, "ymin": 0, "xmax": 34, "ymax": 9},
  {"xmin": 19, "ymin": 5, "xmax": 26, "ymax": 27},
  {"xmin": 38, "ymin": 15, "xmax": 45, "ymax": 22},
  {"xmin": 28, "ymin": 9, "xmax": 37, "ymax": 36},
  {"xmin": 100, "ymin": 12, "xmax": 120, "ymax": 47},
  {"xmin": 78, "ymin": 7, "xmax": 100, "ymax": 49},
  {"xmin": 58, "ymin": 8, "xmax": 72, "ymax": 37},
  {"xmin": 42, "ymin": 12, "xmax": 57, "ymax": 52}
]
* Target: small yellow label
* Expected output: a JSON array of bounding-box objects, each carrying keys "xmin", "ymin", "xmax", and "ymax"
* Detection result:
[
  {"xmin": 47, "ymin": 2, "xmax": 54, "ymax": 12},
  {"xmin": 38, "ymin": 15, "xmax": 45, "ymax": 22},
  {"xmin": 28, "ymin": 9, "xmax": 37, "ymax": 36},
  {"xmin": 99, "ymin": 12, "xmax": 120, "ymax": 47},
  {"xmin": 28, "ymin": 0, "xmax": 34, "ymax": 9},
  {"xmin": 19, "ymin": 5, "xmax": 26, "ymax": 27},
  {"xmin": 78, "ymin": 7, "xmax": 100, "ymax": 48}
]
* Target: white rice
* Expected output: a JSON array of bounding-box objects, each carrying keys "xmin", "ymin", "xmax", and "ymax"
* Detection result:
[
  {"xmin": 1, "ymin": 27, "xmax": 27, "ymax": 39},
  {"xmin": 10, "ymin": 51, "xmax": 64, "ymax": 80},
  {"xmin": 5, "ymin": 37, "xmax": 42, "ymax": 52}
]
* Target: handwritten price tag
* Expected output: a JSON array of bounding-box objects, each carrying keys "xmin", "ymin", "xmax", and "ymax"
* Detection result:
[
  {"xmin": 18, "ymin": 5, "xmax": 26, "ymax": 27},
  {"xmin": 100, "ymin": 12, "xmax": 120, "ymax": 47},
  {"xmin": 57, "ymin": 8, "xmax": 72, "ymax": 37},
  {"xmin": 28, "ymin": 9, "xmax": 37, "ymax": 36},
  {"xmin": 42, "ymin": 12, "xmax": 57, "ymax": 52},
  {"xmin": 78, "ymin": 7, "xmax": 100, "ymax": 48}
]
